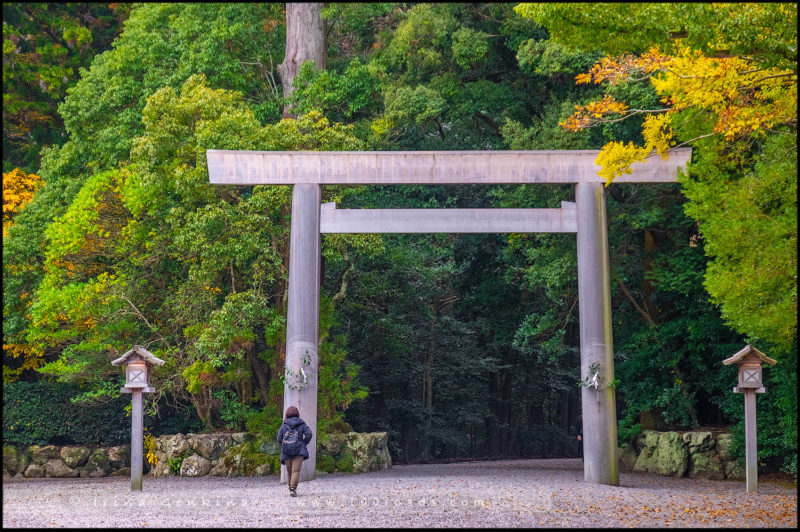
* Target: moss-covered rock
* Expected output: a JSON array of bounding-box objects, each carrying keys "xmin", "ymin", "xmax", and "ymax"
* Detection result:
[
  {"xmin": 683, "ymin": 431, "xmax": 714, "ymax": 453},
  {"xmin": 231, "ymin": 432, "xmax": 253, "ymax": 445},
  {"xmin": 209, "ymin": 442, "xmax": 245, "ymax": 477},
  {"xmin": 16, "ymin": 448, "xmax": 31, "ymax": 477},
  {"xmin": 723, "ymin": 459, "xmax": 745, "ymax": 480},
  {"xmin": 45, "ymin": 458, "xmax": 79, "ymax": 478},
  {"xmin": 316, "ymin": 452, "xmax": 336, "ymax": 473},
  {"xmin": 255, "ymin": 436, "xmax": 280, "ymax": 456},
  {"xmin": 180, "ymin": 454, "xmax": 212, "ymax": 476},
  {"xmin": 687, "ymin": 450, "xmax": 724, "ymax": 480},
  {"xmin": 238, "ymin": 450, "xmax": 272, "ymax": 476},
  {"xmin": 157, "ymin": 434, "xmax": 191, "ymax": 460},
  {"xmin": 716, "ymin": 433, "xmax": 734, "ymax": 461},
  {"xmin": 152, "ymin": 450, "xmax": 170, "ymax": 476},
  {"xmin": 344, "ymin": 432, "xmax": 392, "ymax": 474},
  {"xmin": 635, "ymin": 430, "xmax": 660, "ymax": 454},
  {"xmin": 24, "ymin": 463, "xmax": 45, "ymax": 478},
  {"xmin": 618, "ymin": 444, "xmax": 637, "ymax": 473},
  {"xmin": 633, "ymin": 432, "xmax": 658, "ymax": 473},
  {"xmin": 336, "ymin": 446, "xmax": 355, "ymax": 473},
  {"xmin": 107, "ymin": 445, "xmax": 129, "ymax": 469},
  {"xmin": 60, "ymin": 446, "xmax": 91, "ymax": 469},
  {"xmin": 188, "ymin": 434, "xmax": 232, "ymax": 461},
  {"xmin": 319, "ymin": 433, "xmax": 348, "ymax": 455},
  {"xmin": 655, "ymin": 432, "xmax": 689, "ymax": 477},
  {"xmin": 30, "ymin": 445, "xmax": 61, "ymax": 465},
  {"xmin": 3, "ymin": 446, "xmax": 19, "ymax": 475},
  {"xmin": 210, "ymin": 441, "xmax": 274, "ymax": 477},
  {"xmin": 634, "ymin": 430, "xmax": 688, "ymax": 476},
  {"xmin": 84, "ymin": 448, "xmax": 111, "ymax": 477}
]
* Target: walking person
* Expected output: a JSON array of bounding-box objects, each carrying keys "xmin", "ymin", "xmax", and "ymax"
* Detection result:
[{"xmin": 277, "ymin": 405, "xmax": 313, "ymax": 497}]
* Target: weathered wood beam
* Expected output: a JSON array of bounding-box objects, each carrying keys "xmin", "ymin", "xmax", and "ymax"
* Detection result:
[
  {"xmin": 319, "ymin": 202, "xmax": 577, "ymax": 233},
  {"xmin": 206, "ymin": 149, "xmax": 692, "ymax": 185}
]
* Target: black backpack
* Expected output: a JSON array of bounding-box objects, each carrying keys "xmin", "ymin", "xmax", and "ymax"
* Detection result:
[{"xmin": 282, "ymin": 424, "xmax": 303, "ymax": 456}]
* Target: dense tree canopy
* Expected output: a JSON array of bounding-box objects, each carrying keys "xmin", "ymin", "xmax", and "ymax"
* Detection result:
[
  {"xmin": 2, "ymin": 3, "xmax": 130, "ymax": 172},
  {"xmin": 517, "ymin": 3, "xmax": 797, "ymax": 352},
  {"xmin": 3, "ymin": 3, "xmax": 796, "ymax": 476}
]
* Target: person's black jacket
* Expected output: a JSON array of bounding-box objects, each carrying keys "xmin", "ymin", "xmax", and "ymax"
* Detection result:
[{"xmin": 277, "ymin": 416, "xmax": 313, "ymax": 464}]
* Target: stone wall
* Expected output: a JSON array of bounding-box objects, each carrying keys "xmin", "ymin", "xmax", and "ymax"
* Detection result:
[
  {"xmin": 618, "ymin": 430, "xmax": 743, "ymax": 480},
  {"xmin": 3, "ymin": 432, "xmax": 392, "ymax": 479},
  {"xmin": 4, "ymin": 430, "xmax": 741, "ymax": 481},
  {"xmin": 3, "ymin": 444, "xmax": 134, "ymax": 479}
]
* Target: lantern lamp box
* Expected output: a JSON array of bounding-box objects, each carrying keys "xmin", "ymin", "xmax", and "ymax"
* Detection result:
[
  {"xmin": 111, "ymin": 345, "xmax": 165, "ymax": 393},
  {"xmin": 722, "ymin": 345, "xmax": 776, "ymax": 393}
]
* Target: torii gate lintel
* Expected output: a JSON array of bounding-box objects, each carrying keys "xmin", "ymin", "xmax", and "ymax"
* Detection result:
[{"xmin": 207, "ymin": 149, "xmax": 692, "ymax": 486}]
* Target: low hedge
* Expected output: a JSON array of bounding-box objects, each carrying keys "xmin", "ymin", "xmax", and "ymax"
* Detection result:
[{"xmin": 3, "ymin": 381, "xmax": 131, "ymax": 447}]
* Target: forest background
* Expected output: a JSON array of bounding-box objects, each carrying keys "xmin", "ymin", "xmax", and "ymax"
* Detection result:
[{"xmin": 2, "ymin": 3, "xmax": 796, "ymax": 476}]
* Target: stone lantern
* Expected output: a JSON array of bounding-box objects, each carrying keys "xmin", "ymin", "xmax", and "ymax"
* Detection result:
[
  {"xmin": 111, "ymin": 345, "xmax": 164, "ymax": 490},
  {"xmin": 722, "ymin": 344, "xmax": 777, "ymax": 493}
]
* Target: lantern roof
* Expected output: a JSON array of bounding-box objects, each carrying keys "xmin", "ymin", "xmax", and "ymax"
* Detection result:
[
  {"xmin": 111, "ymin": 345, "xmax": 166, "ymax": 366},
  {"xmin": 722, "ymin": 345, "xmax": 777, "ymax": 366}
]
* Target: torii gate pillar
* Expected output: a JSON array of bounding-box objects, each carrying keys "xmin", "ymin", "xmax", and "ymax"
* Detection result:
[
  {"xmin": 281, "ymin": 183, "xmax": 321, "ymax": 483},
  {"xmin": 576, "ymin": 182, "xmax": 618, "ymax": 485}
]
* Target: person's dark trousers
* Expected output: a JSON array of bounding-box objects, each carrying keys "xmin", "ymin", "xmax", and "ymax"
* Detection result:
[{"xmin": 285, "ymin": 456, "xmax": 304, "ymax": 490}]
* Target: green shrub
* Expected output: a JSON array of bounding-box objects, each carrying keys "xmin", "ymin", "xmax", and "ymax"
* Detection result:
[
  {"xmin": 214, "ymin": 389, "xmax": 255, "ymax": 431},
  {"xmin": 150, "ymin": 407, "xmax": 203, "ymax": 436},
  {"xmin": 336, "ymin": 447, "xmax": 355, "ymax": 473},
  {"xmin": 316, "ymin": 452, "xmax": 336, "ymax": 473},
  {"xmin": 617, "ymin": 412, "xmax": 643, "ymax": 445},
  {"xmin": 270, "ymin": 454, "xmax": 281, "ymax": 475},
  {"xmin": 244, "ymin": 404, "xmax": 282, "ymax": 439},
  {"xmin": 2, "ymin": 381, "xmax": 130, "ymax": 447},
  {"xmin": 168, "ymin": 455, "xmax": 184, "ymax": 475}
]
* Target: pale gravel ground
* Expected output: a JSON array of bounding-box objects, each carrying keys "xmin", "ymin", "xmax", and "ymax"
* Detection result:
[{"xmin": 2, "ymin": 458, "xmax": 796, "ymax": 528}]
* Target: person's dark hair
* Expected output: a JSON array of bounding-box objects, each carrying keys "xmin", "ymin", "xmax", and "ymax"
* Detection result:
[{"xmin": 285, "ymin": 405, "xmax": 300, "ymax": 419}]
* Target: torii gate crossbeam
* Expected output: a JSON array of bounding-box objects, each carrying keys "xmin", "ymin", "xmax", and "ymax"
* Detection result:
[{"xmin": 207, "ymin": 148, "xmax": 692, "ymax": 486}]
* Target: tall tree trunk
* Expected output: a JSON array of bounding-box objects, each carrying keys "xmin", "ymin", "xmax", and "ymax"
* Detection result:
[
  {"xmin": 247, "ymin": 342, "xmax": 271, "ymax": 407},
  {"xmin": 278, "ymin": 3, "xmax": 326, "ymax": 118},
  {"xmin": 643, "ymin": 230, "xmax": 659, "ymax": 322},
  {"xmin": 268, "ymin": 4, "xmax": 327, "ymax": 413}
]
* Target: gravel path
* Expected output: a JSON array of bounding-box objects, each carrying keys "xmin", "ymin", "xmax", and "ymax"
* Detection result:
[{"xmin": 2, "ymin": 458, "xmax": 796, "ymax": 528}]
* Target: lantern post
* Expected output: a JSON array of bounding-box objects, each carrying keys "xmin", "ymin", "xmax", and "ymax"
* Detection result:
[
  {"xmin": 722, "ymin": 345, "xmax": 777, "ymax": 494},
  {"xmin": 111, "ymin": 345, "xmax": 165, "ymax": 491}
]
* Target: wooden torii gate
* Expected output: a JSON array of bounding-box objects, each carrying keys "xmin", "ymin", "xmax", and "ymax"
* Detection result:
[{"xmin": 207, "ymin": 148, "xmax": 692, "ymax": 486}]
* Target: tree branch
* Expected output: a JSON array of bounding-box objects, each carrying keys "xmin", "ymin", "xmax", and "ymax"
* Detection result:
[
  {"xmin": 434, "ymin": 119, "xmax": 446, "ymax": 141},
  {"xmin": 562, "ymin": 296, "xmax": 578, "ymax": 330},
  {"xmin": 670, "ymin": 131, "xmax": 720, "ymax": 149},
  {"xmin": 474, "ymin": 112, "xmax": 501, "ymax": 135},
  {"xmin": 119, "ymin": 293, "xmax": 170, "ymax": 348},
  {"xmin": 333, "ymin": 247, "xmax": 354, "ymax": 302},
  {"xmin": 615, "ymin": 277, "xmax": 655, "ymax": 326}
]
